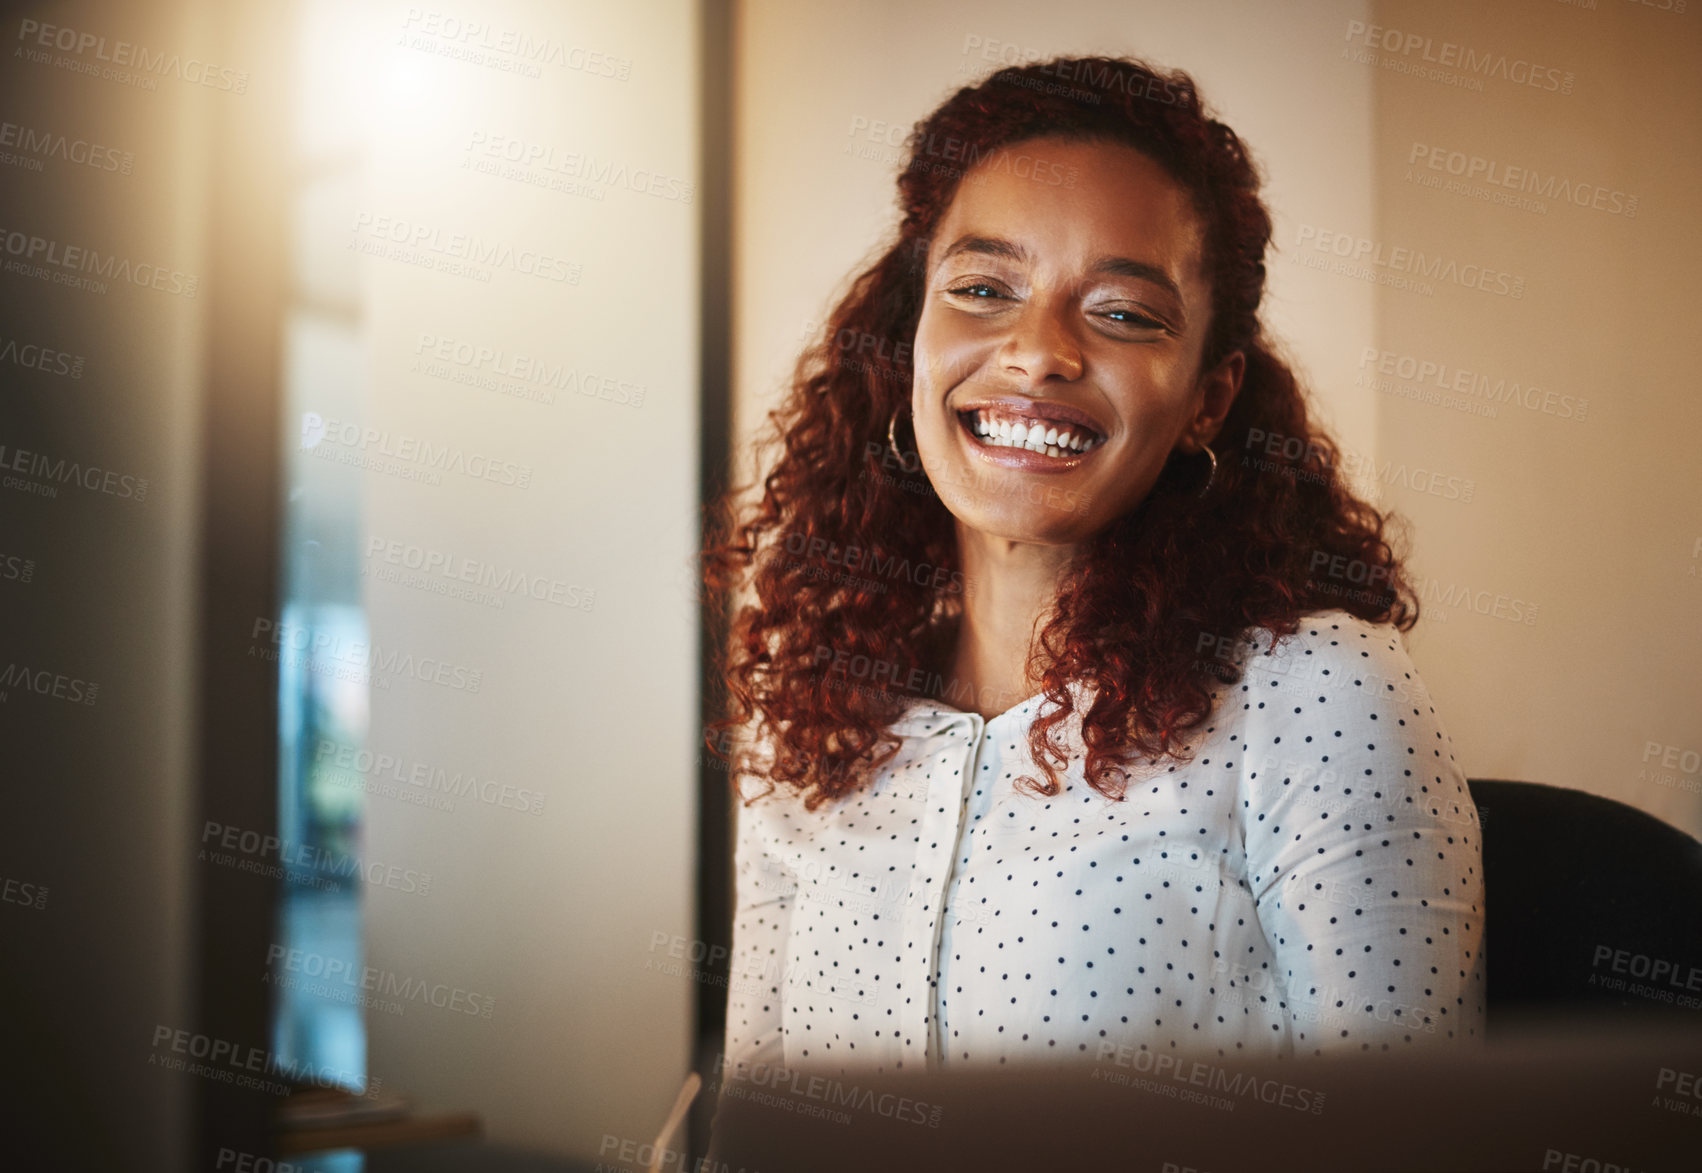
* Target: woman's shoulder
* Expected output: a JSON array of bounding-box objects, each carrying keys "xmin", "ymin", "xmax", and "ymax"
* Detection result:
[
  {"xmin": 1230, "ymin": 608, "xmax": 1429, "ymax": 708},
  {"xmin": 1225, "ymin": 609, "xmax": 1471, "ymax": 841}
]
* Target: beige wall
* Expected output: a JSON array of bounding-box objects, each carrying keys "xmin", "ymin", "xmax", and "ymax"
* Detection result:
[
  {"xmin": 732, "ymin": 0, "xmax": 1702, "ymax": 837},
  {"xmin": 330, "ymin": 0, "xmax": 704, "ymax": 1156},
  {"xmin": 1368, "ymin": 0, "xmax": 1702, "ymax": 837}
]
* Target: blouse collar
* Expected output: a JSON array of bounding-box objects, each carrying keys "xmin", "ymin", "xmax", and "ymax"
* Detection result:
[{"xmin": 890, "ymin": 680, "xmax": 1092, "ymax": 737}]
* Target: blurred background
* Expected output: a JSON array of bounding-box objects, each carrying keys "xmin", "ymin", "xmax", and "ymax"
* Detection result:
[{"xmin": 0, "ymin": 0, "xmax": 1696, "ymax": 1170}]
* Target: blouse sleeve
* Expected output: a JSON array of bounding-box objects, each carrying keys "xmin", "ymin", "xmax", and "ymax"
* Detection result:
[
  {"xmin": 720, "ymin": 780, "xmax": 795, "ymax": 1080},
  {"xmin": 1234, "ymin": 613, "xmax": 1487, "ymax": 1057}
]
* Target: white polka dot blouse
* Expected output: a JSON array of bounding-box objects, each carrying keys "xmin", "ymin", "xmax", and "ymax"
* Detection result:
[{"xmin": 721, "ymin": 609, "xmax": 1487, "ymax": 1080}]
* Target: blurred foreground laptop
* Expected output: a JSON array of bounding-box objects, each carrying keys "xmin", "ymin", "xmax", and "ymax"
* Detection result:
[{"xmin": 703, "ymin": 1012, "xmax": 1702, "ymax": 1172}]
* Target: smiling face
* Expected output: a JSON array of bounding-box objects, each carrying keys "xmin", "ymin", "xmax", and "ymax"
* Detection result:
[{"xmin": 909, "ymin": 135, "xmax": 1242, "ymax": 545}]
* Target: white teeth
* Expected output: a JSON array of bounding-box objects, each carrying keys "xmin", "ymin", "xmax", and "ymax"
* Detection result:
[{"xmin": 963, "ymin": 409, "xmax": 1101, "ymax": 456}]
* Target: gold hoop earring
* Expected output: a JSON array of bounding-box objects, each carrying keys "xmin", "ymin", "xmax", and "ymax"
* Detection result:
[{"xmin": 887, "ymin": 407, "xmax": 920, "ymax": 473}]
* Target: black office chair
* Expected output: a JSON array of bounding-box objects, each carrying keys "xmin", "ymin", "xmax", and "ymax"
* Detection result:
[{"xmin": 1468, "ymin": 778, "xmax": 1702, "ymax": 1028}]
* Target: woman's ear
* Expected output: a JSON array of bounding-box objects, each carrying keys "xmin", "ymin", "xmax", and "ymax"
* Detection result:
[{"xmin": 1179, "ymin": 349, "xmax": 1244, "ymax": 452}]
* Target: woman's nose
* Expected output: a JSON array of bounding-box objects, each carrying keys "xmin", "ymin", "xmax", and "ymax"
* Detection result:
[{"xmin": 996, "ymin": 300, "xmax": 1084, "ymax": 385}]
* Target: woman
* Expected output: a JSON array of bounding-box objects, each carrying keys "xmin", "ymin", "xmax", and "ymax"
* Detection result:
[{"xmin": 701, "ymin": 54, "xmax": 1485, "ymax": 1083}]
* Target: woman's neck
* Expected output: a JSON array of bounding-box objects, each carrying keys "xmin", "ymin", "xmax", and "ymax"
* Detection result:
[{"xmin": 944, "ymin": 524, "xmax": 1077, "ymax": 720}]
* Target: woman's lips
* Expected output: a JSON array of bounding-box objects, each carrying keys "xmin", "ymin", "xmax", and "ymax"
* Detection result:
[{"xmin": 954, "ymin": 408, "xmax": 1104, "ymax": 471}]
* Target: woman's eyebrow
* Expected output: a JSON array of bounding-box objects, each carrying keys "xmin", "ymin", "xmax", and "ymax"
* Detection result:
[
  {"xmin": 1090, "ymin": 255, "xmax": 1182, "ymax": 301},
  {"xmin": 937, "ymin": 233, "xmax": 1025, "ymax": 267},
  {"xmin": 936, "ymin": 233, "xmax": 1182, "ymax": 300}
]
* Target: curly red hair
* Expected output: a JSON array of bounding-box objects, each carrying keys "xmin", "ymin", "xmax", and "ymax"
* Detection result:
[{"xmin": 702, "ymin": 55, "xmax": 1418, "ymax": 809}]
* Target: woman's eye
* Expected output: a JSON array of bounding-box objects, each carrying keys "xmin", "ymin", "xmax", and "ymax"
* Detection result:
[
  {"xmin": 946, "ymin": 283, "xmax": 1005, "ymax": 300},
  {"xmin": 1099, "ymin": 307, "xmax": 1165, "ymax": 330}
]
